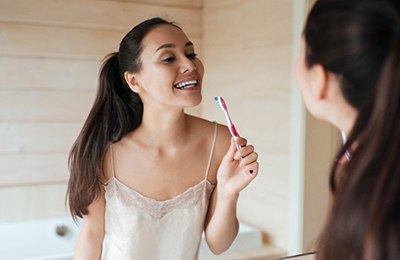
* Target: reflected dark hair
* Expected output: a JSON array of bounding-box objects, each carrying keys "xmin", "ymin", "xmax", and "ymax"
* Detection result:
[
  {"xmin": 67, "ymin": 17, "xmax": 180, "ymax": 218},
  {"xmin": 304, "ymin": 0, "xmax": 400, "ymax": 259}
]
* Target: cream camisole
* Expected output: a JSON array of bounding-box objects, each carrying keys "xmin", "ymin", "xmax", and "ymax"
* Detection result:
[{"xmin": 101, "ymin": 123, "xmax": 217, "ymax": 260}]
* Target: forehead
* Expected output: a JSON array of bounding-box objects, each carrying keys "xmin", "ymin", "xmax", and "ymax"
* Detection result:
[{"xmin": 141, "ymin": 24, "xmax": 190, "ymax": 52}]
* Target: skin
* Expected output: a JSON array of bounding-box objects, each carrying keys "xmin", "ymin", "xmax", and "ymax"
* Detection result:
[
  {"xmin": 295, "ymin": 38, "xmax": 358, "ymax": 135},
  {"xmin": 74, "ymin": 24, "xmax": 258, "ymax": 259}
]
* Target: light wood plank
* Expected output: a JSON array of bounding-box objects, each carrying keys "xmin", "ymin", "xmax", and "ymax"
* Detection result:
[
  {"xmin": 0, "ymin": 22, "xmax": 123, "ymax": 59},
  {"xmin": 0, "ymin": 0, "xmax": 202, "ymax": 36},
  {"xmin": 303, "ymin": 113, "xmax": 335, "ymax": 250},
  {"xmin": 0, "ymin": 154, "xmax": 69, "ymax": 186},
  {"xmin": 0, "ymin": 90, "xmax": 95, "ymax": 122},
  {"xmin": 0, "ymin": 57, "xmax": 100, "ymax": 90},
  {"xmin": 0, "ymin": 122, "xmax": 82, "ymax": 153},
  {"xmin": 0, "ymin": 183, "xmax": 68, "ymax": 222},
  {"xmin": 0, "ymin": 22, "xmax": 201, "ymax": 59},
  {"xmin": 202, "ymin": 0, "xmax": 294, "ymax": 250},
  {"xmin": 104, "ymin": 0, "xmax": 202, "ymax": 9}
]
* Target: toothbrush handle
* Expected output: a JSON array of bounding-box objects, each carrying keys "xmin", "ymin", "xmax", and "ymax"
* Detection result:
[
  {"xmin": 229, "ymin": 124, "xmax": 241, "ymax": 151},
  {"xmin": 235, "ymin": 143, "xmax": 241, "ymax": 151}
]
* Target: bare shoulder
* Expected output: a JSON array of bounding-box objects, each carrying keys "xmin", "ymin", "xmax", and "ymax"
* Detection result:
[
  {"xmin": 209, "ymin": 122, "xmax": 231, "ymax": 183},
  {"xmin": 186, "ymin": 114, "xmax": 231, "ymax": 182},
  {"xmin": 186, "ymin": 114, "xmax": 230, "ymax": 144},
  {"xmin": 214, "ymin": 122, "xmax": 231, "ymax": 159},
  {"xmin": 186, "ymin": 114, "xmax": 215, "ymax": 129}
]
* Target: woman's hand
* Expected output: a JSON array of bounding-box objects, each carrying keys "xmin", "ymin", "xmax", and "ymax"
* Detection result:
[{"xmin": 216, "ymin": 137, "xmax": 258, "ymax": 197}]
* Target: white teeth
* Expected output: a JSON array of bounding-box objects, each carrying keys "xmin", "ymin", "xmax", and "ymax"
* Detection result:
[{"xmin": 175, "ymin": 80, "xmax": 197, "ymax": 89}]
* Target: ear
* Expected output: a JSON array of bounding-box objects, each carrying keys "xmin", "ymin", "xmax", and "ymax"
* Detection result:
[
  {"xmin": 308, "ymin": 64, "xmax": 329, "ymax": 101},
  {"xmin": 124, "ymin": 71, "xmax": 140, "ymax": 93}
]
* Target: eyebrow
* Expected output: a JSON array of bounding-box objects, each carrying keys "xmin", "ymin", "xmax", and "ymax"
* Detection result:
[{"xmin": 155, "ymin": 41, "xmax": 194, "ymax": 53}]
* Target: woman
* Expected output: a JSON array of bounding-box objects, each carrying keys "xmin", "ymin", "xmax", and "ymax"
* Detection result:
[
  {"xmin": 296, "ymin": 0, "xmax": 400, "ymax": 259},
  {"xmin": 67, "ymin": 17, "xmax": 258, "ymax": 259}
]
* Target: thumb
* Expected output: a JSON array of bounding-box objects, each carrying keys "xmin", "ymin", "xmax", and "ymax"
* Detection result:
[{"xmin": 222, "ymin": 138, "xmax": 237, "ymax": 162}]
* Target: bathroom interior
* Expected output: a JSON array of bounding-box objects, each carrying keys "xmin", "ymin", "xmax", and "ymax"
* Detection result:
[{"xmin": 0, "ymin": 0, "xmax": 339, "ymax": 259}]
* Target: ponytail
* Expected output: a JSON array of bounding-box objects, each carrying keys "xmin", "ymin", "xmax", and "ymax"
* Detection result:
[{"xmin": 67, "ymin": 52, "xmax": 143, "ymax": 218}]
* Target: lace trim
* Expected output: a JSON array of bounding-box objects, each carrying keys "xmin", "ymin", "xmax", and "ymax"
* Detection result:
[{"xmin": 104, "ymin": 177, "xmax": 215, "ymax": 220}]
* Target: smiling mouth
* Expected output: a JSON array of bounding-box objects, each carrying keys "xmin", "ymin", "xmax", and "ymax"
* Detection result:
[{"xmin": 174, "ymin": 80, "xmax": 198, "ymax": 89}]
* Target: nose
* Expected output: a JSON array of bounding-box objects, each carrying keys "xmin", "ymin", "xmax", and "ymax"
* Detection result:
[{"xmin": 180, "ymin": 57, "xmax": 196, "ymax": 73}]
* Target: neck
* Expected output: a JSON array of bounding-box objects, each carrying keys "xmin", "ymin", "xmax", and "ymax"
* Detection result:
[
  {"xmin": 134, "ymin": 107, "xmax": 190, "ymax": 148},
  {"xmin": 329, "ymin": 104, "xmax": 358, "ymax": 136}
]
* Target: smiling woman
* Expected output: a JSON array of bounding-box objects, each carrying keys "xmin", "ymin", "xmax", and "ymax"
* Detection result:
[
  {"xmin": 122, "ymin": 23, "xmax": 204, "ymax": 108},
  {"xmin": 67, "ymin": 17, "xmax": 259, "ymax": 260}
]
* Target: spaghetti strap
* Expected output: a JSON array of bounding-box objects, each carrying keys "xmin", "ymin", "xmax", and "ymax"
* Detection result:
[
  {"xmin": 205, "ymin": 122, "xmax": 218, "ymax": 181},
  {"xmin": 110, "ymin": 144, "xmax": 116, "ymax": 178}
]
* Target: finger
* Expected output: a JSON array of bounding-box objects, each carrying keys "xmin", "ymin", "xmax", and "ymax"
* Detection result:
[
  {"xmin": 234, "ymin": 137, "xmax": 247, "ymax": 148},
  {"xmin": 244, "ymin": 161, "xmax": 259, "ymax": 177},
  {"xmin": 235, "ymin": 145, "xmax": 255, "ymax": 158},
  {"xmin": 223, "ymin": 138, "xmax": 238, "ymax": 162},
  {"xmin": 239, "ymin": 152, "xmax": 258, "ymax": 167}
]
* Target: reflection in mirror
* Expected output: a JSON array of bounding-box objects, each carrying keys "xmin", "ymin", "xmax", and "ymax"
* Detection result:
[{"xmin": 0, "ymin": 0, "xmax": 332, "ymax": 259}]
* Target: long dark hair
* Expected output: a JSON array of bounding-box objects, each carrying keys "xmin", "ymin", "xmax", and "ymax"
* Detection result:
[
  {"xmin": 304, "ymin": 0, "xmax": 400, "ymax": 259},
  {"xmin": 67, "ymin": 18, "xmax": 180, "ymax": 218}
]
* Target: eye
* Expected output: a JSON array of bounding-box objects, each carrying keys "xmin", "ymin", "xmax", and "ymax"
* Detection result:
[
  {"xmin": 186, "ymin": 53, "xmax": 198, "ymax": 60},
  {"xmin": 162, "ymin": 56, "xmax": 176, "ymax": 63}
]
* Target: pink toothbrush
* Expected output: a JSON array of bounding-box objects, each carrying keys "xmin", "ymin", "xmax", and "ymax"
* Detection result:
[{"xmin": 214, "ymin": 96, "xmax": 241, "ymax": 151}]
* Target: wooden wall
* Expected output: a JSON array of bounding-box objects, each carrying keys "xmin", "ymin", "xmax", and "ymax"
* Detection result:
[
  {"xmin": 202, "ymin": 0, "xmax": 294, "ymax": 250},
  {"xmin": 202, "ymin": 0, "xmax": 334, "ymax": 253}
]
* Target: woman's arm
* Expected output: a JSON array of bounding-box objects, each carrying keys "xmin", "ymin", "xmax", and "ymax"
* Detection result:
[
  {"xmin": 73, "ymin": 192, "xmax": 105, "ymax": 260},
  {"xmin": 204, "ymin": 136, "xmax": 259, "ymax": 254}
]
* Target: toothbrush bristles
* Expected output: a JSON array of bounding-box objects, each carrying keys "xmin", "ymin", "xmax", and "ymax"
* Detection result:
[{"xmin": 214, "ymin": 96, "xmax": 222, "ymax": 108}]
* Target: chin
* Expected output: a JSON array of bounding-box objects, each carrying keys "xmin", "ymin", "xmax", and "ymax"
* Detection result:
[
  {"xmin": 186, "ymin": 95, "xmax": 202, "ymax": 108},
  {"xmin": 192, "ymin": 98, "xmax": 203, "ymax": 107}
]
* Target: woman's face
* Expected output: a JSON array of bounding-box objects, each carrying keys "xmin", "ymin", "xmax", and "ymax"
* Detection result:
[{"xmin": 133, "ymin": 24, "xmax": 204, "ymax": 109}]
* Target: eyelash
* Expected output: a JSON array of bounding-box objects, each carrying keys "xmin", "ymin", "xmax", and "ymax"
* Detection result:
[
  {"xmin": 162, "ymin": 57, "xmax": 176, "ymax": 63},
  {"xmin": 162, "ymin": 53, "xmax": 198, "ymax": 63},
  {"xmin": 187, "ymin": 53, "xmax": 198, "ymax": 60}
]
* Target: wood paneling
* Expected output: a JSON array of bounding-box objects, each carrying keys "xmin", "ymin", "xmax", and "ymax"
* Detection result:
[
  {"xmin": 0, "ymin": 183, "xmax": 68, "ymax": 222},
  {"xmin": 0, "ymin": 154, "xmax": 69, "ymax": 186},
  {"xmin": 0, "ymin": 22, "xmax": 201, "ymax": 59},
  {"xmin": 103, "ymin": 0, "xmax": 202, "ymax": 9},
  {"xmin": 302, "ymin": 113, "xmax": 335, "ymax": 251},
  {"xmin": 202, "ymin": 0, "xmax": 294, "ymax": 250},
  {"xmin": 0, "ymin": 22, "xmax": 124, "ymax": 59},
  {"xmin": 0, "ymin": 57, "xmax": 100, "ymax": 90},
  {"xmin": 0, "ymin": 90, "xmax": 94, "ymax": 122},
  {"xmin": 0, "ymin": 122, "xmax": 81, "ymax": 153},
  {"xmin": 0, "ymin": 0, "xmax": 202, "ymax": 36}
]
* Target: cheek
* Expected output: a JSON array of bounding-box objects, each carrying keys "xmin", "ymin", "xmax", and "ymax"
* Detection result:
[
  {"xmin": 295, "ymin": 56, "xmax": 305, "ymax": 89},
  {"xmin": 294, "ymin": 57, "xmax": 314, "ymax": 109},
  {"xmin": 195, "ymin": 59, "xmax": 205, "ymax": 78},
  {"xmin": 295, "ymin": 57, "xmax": 313, "ymax": 98}
]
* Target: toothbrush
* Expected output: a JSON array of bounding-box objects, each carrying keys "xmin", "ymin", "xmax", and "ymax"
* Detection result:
[{"xmin": 214, "ymin": 96, "xmax": 241, "ymax": 151}]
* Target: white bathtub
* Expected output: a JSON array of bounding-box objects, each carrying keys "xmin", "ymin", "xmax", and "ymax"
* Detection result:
[{"xmin": 0, "ymin": 216, "xmax": 262, "ymax": 260}]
